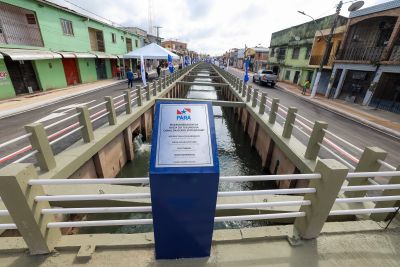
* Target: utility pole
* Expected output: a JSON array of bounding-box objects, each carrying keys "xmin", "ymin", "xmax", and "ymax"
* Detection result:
[
  {"xmin": 153, "ymin": 26, "xmax": 162, "ymax": 44},
  {"xmin": 309, "ymin": 1, "xmax": 343, "ymax": 98}
]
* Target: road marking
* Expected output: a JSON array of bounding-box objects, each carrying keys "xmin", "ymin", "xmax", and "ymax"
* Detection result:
[{"xmin": 35, "ymin": 101, "xmax": 95, "ymax": 123}]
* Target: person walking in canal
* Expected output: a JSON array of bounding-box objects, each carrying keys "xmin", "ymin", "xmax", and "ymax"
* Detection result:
[
  {"xmin": 302, "ymin": 80, "xmax": 310, "ymax": 95},
  {"xmin": 127, "ymin": 68, "xmax": 134, "ymax": 88}
]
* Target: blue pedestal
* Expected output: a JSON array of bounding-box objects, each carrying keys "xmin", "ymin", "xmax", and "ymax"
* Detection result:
[{"xmin": 149, "ymin": 100, "xmax": 219, "ymax": 259}]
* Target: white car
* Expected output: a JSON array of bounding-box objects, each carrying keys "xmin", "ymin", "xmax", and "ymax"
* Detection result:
[{"xmin": 253, "ymin": 69, "xmax": 277, "ymax": 87}]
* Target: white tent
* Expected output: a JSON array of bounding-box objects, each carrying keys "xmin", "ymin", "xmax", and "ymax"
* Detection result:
[{"xmin": 123, "ymin": 43, "xmax": 180, "ymax": 59}]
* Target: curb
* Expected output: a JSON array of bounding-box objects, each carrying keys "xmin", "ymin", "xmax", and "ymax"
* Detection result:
[
  {"xmin": 275, "ymin": 84, "xmax": 400, "ymax": 141},
  {"xmin": 0, "ymin": 80, "xmax": 126, "ymax": 119}
]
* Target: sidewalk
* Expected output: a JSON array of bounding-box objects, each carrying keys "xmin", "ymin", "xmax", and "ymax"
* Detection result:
[
  {"xmin": 276, "ymin": 81, "xmax": 400, "ymax": 139},
  {"xmin": 229, "ymin": 67, "xmax": 400, "ymax": 139},
  {"xmin": 0, "ymin": 79, "xmax": 126, "ymax": 119}
]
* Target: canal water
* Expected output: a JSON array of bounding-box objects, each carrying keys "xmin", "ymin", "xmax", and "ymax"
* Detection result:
[{"xmin": 81, "ymin": 71, "xmax": 274, "ymax": 234}]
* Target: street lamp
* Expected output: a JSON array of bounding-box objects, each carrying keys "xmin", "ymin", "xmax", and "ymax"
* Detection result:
[{"xmin": 299, "ymin": 1, "xmax": 364, "ymax": 98}]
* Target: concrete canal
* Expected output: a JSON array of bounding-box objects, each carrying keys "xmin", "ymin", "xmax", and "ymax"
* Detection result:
[{"xmin": 81, "ymin": 70, "xmax": 275, "ymax": 234}]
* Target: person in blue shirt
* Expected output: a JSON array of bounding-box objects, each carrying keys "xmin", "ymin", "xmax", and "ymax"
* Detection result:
[{"xmin": 126, "ymin": 68, "xmax": 134, "ymax": 88}]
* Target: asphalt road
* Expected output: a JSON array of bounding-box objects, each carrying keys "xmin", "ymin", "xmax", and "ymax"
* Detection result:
[{"xmin": 228, "ymin": 68, "xmax": 400, "ymax": 166}]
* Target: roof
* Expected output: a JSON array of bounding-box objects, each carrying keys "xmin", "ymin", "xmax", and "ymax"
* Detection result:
[
  {"xmin": 124, "ymin": 43, "xmax": 180, "ymax": 59},
  {"xmin": 253, "ymin": 47, "xmax": 269, "ymax": 53},
  {"xmin": 350, "ymin": 0, "xmax": 400, "ymax": 18}
]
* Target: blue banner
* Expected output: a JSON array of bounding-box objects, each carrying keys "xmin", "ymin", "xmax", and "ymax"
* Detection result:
[
  {"xmin": 168, "ymin": 54, "xmax": 174, "ymax": 73},
  {"xmin": 244, "ymin": 59, "xmax": 249, "ymax": 83}
]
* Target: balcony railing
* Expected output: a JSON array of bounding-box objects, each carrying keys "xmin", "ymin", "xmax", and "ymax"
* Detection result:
[
  {"xmin": 338, "ymin": 46, "xmax": 384, "ymax": 62},
  {"xmin": 389, "ymin": 45, "xmax": 400, "ymax": 62}
]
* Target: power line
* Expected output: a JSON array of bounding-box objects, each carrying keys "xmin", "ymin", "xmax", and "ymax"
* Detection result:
[{"xmin": 60, "ymin": 0, "xmax": 126, "ymax": 28}]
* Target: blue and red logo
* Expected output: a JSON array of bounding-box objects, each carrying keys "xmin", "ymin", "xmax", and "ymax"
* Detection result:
[{"xmin": 176, "ymin": 107, "xmax": 191, "ymax": 120}]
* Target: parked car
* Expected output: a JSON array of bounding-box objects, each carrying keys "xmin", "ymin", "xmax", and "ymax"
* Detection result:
[{"xmin": 253, "ymin": 69, "xmax": 277, "ymax": 87}]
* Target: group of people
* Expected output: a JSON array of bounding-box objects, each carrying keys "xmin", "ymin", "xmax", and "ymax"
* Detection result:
[{"xmin": 122, "ymin": 63, "xmax": 163, "ymax": 88}]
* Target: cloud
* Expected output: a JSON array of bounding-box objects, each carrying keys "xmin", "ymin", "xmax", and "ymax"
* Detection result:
[{"xmin": 47, "ymin": 0, "xmax": 394, "ymax": 55}]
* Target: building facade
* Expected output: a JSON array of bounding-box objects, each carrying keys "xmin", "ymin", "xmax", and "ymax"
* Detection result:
[
  {"xmin": 326, "ymin": 1, "xmax": 400, "ymax": 113},
  {"xmin": 268, "ymin": 14, "xmax": 347, "ymax": 87},
  {"xmin": 308, "ymin": 25, "xmax": 347, "ymax": 94},
  {"xmin": 162, "ymin": 40, "xmax": 188, "ymax": 56},
  {"xmin": 0, "ymin": 0, "xmax": 140, "ymax": 100}
]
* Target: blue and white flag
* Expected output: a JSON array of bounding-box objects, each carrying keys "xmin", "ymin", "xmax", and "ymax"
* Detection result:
[
  {"xmin": 244, "ymin": 59, "xmax": 249, "ymax": 83},
  {"xmin": 184, "ymin": 56, "xmax": 189, "ymax": 67},
  {"xmin": 168, "ymin": 54, "xmax": 174, "ymax": 73},
  {"xmin": 140, "ymin": 55, "xmax": 146, "ymax": 86}
]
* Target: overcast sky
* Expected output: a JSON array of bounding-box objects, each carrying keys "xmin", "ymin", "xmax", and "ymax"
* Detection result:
[{"xmin": 49, "ymin": 0, "xmax": 392, "ymax": 55}]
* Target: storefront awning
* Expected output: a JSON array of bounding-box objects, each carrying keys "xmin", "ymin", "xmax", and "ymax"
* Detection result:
[
  {"xmin": 0, "ymin": 53, "xmax": 3, "ymax": 59},
  {"xmin": 90, "ymin": 51, "xmax": 118, "ymax": 59},
  {"xmin": 56, "ymin": 51, "xmax": 76, "ymax": 58},
  {"xmin": 0, "ymin": 48, "xmax": 62, "ymax": 60},
  {"xmin": 74, "ymin": 52, "xmax": 96, "ymax": 58}
]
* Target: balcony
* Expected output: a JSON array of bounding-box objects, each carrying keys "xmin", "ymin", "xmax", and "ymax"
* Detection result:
[
  {"xmin": 338, "ymin": 46, "xmax": 384, "ymax": 62},
  {"xmin": 309, "ymin": 54, "xmax": 335, "ymax": 67}
]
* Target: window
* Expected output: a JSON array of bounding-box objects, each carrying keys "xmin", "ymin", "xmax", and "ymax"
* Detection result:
[
  {"xmin": 25, "ymin": 14, "xmax": 37, "ymax": 24},
  {"xmin": 135, "ymin": 39, "xmax": 138, "ymax": 47},
  {"xmin": 292, "ymin": 47, "xmax": 300, "ymax": 59},
  {"xmin": 278, "ymin": 48, "xmax": 286, "ymax": 60},
  {"xmin": 285, "ymin": 70, "xmax": 291, "ymax": 80},
  {"xmin": 305, "ymin": 46, "xmax": 311, "ymax": 59},
  {"xmin": 60, "ymin": 19, "xmax": 74, "ymax": 36},
  {"xmin": 126, "ymin": 37, "xmax": 132, "ymax": 52},
  {"xmin": 111, "ymin": 33, "xmax": 116, "ymax": 43},
  {"xmin": 121, "ymin": 36, "xmax": 124, "ymax": 41},
  {"xmin": 270, "ymin": 49, "xmax": 275, "ymax": 57}
]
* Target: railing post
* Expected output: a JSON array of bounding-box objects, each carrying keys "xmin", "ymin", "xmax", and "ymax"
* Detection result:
[
  {"xmin": 246, "ymin": 85, "xmax": 252, "ymax": 102},
  {"xmin": 152, "ymin": 81, "xmax": 157, "ymax": 96},
  {"xmin": 269, "ymin": 98, "xmax": 279, "ymax": 124},
  {"xmin": 293, "ymin": 159, "xmax": 348, "ymax": 240},
  {"xmin": 252, "ymin": 88, "xmax": 259, "ymax": 107},
  {"xmin": 104, "ymin": 96, "xmax": 117, "ymax": 125},
  {"xmin": 136, "ymin": 85, "xmax": 143, "ymax": 106},
  {"xmin": 242, "ymin": 84, "xmax": 247, "ymax": 98},
  {"xmin": 238, "ymin": 80, "xmax": 243, "ymax": 93},
  {"xmin": 157, "ymin": 79, "xmax": 162, "ymax": 92},
  {"xmin": 259, "ymin": 92, "xmax": 267, "ymax": 114},
  {"xmin": 25, "ymin": 123, "xmax": 56, "ymax": 172},
  {"xmin": 0, "ymin": 163, "xmax": 61, "ymax": 254},
  {"xmin": 124, "ymin": 90, "xmax": 132, "ymax": 114},
  {"xmin": 371, "ymin": 165, "xmax": 400, "ymax": 221},
  {"xmin": 162, "ymin": 77, "xmax": 166, "ymax": 89},
  {"xmin": 304, "ymin": 121, "xmax": 328, "ymax": 160},
  {"xmin": 282, "ymin": 107, "xmax": 297, "ymax": 138},
  {"xmin": 76, "ymin": 106, "xmax": 94, "ymax": 143},
  {"xmin": 145, "ymin": 83, "xmax": 151, "ymax": 101},
  {"xmin": 345, "ymin": 147, "xmax": 387, "ymax": 198}
]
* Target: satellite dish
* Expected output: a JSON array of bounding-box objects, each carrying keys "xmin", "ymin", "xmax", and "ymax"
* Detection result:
[{"xmin": 348, "ymin": 1, "xmax": 364, "ymax": 12}]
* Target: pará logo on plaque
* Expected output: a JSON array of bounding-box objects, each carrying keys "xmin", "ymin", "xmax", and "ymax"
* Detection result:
[
  {"xmin": 176, "ymin": 107, "xmax": 191, "ymax": 121},
  {"xmin": 156, "ymin": 103, "xmax": 213, "ymax": 167}
]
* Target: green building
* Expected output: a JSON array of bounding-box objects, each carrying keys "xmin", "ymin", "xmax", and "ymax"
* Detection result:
[
  {"xmin": 268, "ymin": 14, "xmax": 347, "ymax": 88},
  {"xmin": 0, "ymin": 0, "xmax": 140, "ymax": 99}
]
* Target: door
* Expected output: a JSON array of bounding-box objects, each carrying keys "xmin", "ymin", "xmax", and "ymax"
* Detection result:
[
  {"xmin": 95, "ymin": 58, "xmax": 107, "ymax": 80},
  {"xmin": 4, "ymin": 57, "xmax": 39, "ymax": 95},
  {"xmin": 111, "ymin": 59, "xmax": 118, "ymax": 78},
  {"xmin": 62, "ymin": 58, "xmax": 80, "ymax": 86},
  {"xmin": 293, "ymin": 71, "xmax": 300, "ymax": 84}
]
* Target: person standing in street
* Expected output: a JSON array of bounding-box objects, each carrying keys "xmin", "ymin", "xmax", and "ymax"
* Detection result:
[
  {"xmin": 302, "ymin": 80, "xmax": 310, "ymax": 95},
  {"xmin": 127, "ymin": 68, "xmax": 134, "ymax": 88},
  {"xmin": 157, "ymin": 64, "xmax": 161, "ymax": 78}
]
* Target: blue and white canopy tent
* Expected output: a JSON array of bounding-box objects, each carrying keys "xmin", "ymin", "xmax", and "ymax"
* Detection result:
[{"xmin": 123, "ymin": 43, "xmax": 180, "ymax": 84}]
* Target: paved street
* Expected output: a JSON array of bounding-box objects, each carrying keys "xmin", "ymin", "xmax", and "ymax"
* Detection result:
[{"xmin": 228, "ymin": 68, "xmax": 400, "ymax": 166}]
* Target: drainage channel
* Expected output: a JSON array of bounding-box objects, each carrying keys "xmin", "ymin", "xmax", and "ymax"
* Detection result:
[{"xmin": 80, "ymin": 68, "xmax": 274, "ymax": 234}]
